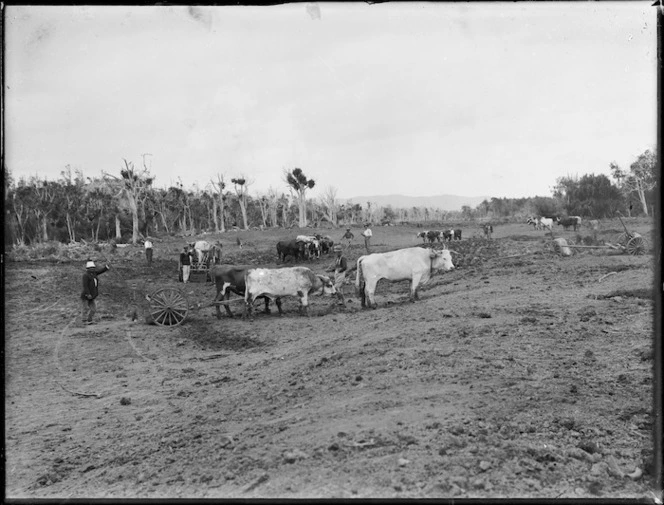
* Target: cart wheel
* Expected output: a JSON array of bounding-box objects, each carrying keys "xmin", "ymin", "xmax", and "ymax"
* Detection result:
[
  {"xmin": 148, "ymin": 288, "xmax": 189, "ymax": 326},
  {"xmin": 626, "ymin": 235, "xmax": 646, "ymax": 255}
]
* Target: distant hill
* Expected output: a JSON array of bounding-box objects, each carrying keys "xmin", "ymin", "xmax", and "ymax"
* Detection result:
[{"xmin": 340, "ymin": 194, "xmax": 490, "ymax": 212}]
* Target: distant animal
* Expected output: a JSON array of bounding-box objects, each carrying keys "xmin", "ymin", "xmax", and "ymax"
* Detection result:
[
  {"xmin": 236, "ymin": 237, "xmax": 243, "ymax": 248},
  {"xmin": 355, "ymin": 247, "xmax": 455, "ymax": 309},
  {"xmin": 526, "ymin": 217, "xmax": 541, "ymax": 230},
  {"xmin": 556, "ymin": 216, "xmax": 582, "ymax": 231},
  {"xmin": 588, "ymin": 219, "xmax": 600, "ymax": 231},
  {"xmin": 296, "ymin": 235, "xmax": 321, "ymax": 259},
  {"xmin": 416, "ymin": 231, "xmax": 429, "ymax": 243},
  {"xmin": 483, "ymin": 224, "xmax": 493, "ymax": 239},
  {"xmin": 426, "ymin": 230, "xmax": 442, "ymax": 243},
  {"xmin": 211, "ymin": 265, "xmax": 270, "ymax": 319},
  {"xmin": 442, "ymin": 230, "xmax": 453, "ymax": 241},
  {"xmin": 453, "ymin": 228, "xmax": 462, "ymax": 241},
  {"xmin": 277, "ymin": 240, "xmax": 305, "ymax": 262},
  {"xmin": 243, "ymin": 267, "xmax": 337, "ymax": 318},
  {"xmin": 539, "ymin": 218, "xmax": 554, "ymax": 231},
  {"xmin": 318, "ymin": 236, "xmax": 334, "ymax": 254}
]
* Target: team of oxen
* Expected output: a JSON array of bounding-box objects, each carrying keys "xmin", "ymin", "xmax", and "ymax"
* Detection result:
[
  {"xmin": 416, "ymin": 228, "xmax": 463, "ymax": 243},
  {"xmin": 526, "ymin": 215, "xmax": 583, "ymax": 232},
  {"xmin": 212, "ymin": 232, "xmax": 458, "ymax": 319},
  {"xmin": 276, "ymin": 234, "xmax": 334, "ymax": 263}
]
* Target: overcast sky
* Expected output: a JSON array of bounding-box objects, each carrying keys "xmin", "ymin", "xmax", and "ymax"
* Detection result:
[{"xmin": 4, "ymin": 3, "xmax": 657, "ymax": 200}]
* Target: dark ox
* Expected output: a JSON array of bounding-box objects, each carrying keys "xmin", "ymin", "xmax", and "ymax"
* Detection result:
[
  {"xmin": 444, "ymin": 229, "xmax": 462, "ymax": 241},
  {"xmin": 426, "ymin": 230, "xmax": 442, "ymax": 243},
  {"xmin": 277, "ymin": 240, "xmax": 305, "ymax": 262},
  {"xmin": 211, "ymin": 265, "xmax": 270, "ymax": 318},
  {"xmin": 556, "ymin": 216, "xmax": 582, "ymax": 231},
  {"xmin": 316, "ymin": 235, "xmax": 334, "ymax": 254}
]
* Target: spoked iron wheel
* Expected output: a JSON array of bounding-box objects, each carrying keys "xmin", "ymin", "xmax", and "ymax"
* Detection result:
[
  {"xmin": 147, "ymin": 288, "xmax": 189, "ymax": 326},
  {"xmin": 626, "ymin": 234, "xmax": 646, "ymax": 256}
]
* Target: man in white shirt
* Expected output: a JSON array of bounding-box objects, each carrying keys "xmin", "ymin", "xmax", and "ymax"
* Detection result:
[
  {"xmin": 361, "ymin": 223, "xmax": 372, "ymax": 254},
  {"xmin": 144, "ymin": 238, "xmax": 153, "ymax": 266}
]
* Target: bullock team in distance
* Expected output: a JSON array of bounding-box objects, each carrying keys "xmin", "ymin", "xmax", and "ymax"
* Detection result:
[
  {"xmin": 527, "ymin": 215, "xmax": 583, "ymax": 232},
  {"xmin": 417, "ymin": 228, "xmax": 463, "ymax": 243},
  {"xmin": 276, "ymin": 234, "xmax": 334, "ymax": 263}
]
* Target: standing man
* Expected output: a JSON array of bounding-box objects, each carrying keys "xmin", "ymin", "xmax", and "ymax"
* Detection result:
[
  {"xmin": 361, "ymin": 223, "xmax": 373, "ymax": 254},
  {"xmin": 326, "ymin": 244, "xmax": 348, "ymax": 308},
  {"xmin": 341, "ymin": 228, "xmax": 354, "ymax": 249},
  {"xmin": 179, "ymin": 246, "xmax": 192, "ymax": 284},
  {"xmin": 81, "ymin": 260, "xmax": 110, "ymax": 325},
  {"xmin": 144, "ymin": 237, "xmax": 154, "ymax": 267}
]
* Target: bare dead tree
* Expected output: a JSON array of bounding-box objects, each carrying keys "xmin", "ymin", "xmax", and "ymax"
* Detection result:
[
  {"xmin": 320, "ymin": 185, "xmax": 339, "ymax": 227},
  {"xmin": 231, "ymin": 175, "xmax": 253, "ymax": 230},
  {"xmin": 211, "ymin": 174, "xmax": 227, "ymax": 232}
]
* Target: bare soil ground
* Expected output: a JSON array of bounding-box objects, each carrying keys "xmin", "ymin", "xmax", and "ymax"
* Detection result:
[{"xmin": 4, "ymin": 219, "xmax": 658, "ymax": 499}]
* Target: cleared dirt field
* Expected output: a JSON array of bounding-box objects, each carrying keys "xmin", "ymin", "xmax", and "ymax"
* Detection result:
[{"xmin": 4, "ymin": 218, "xmax": 658, "ymax": 499}]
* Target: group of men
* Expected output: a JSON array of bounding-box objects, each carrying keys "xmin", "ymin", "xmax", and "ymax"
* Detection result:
[{"xmin": 342, "ymin": 223, "xmax": 372, "ymax": 254}]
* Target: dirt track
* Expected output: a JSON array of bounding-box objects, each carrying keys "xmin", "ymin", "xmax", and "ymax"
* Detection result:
[{"xmin": 4, "ymin": 221, "xmax": 657, "ymax": 498}]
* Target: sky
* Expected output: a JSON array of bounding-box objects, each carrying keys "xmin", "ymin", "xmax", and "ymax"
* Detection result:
[{"xmin": 4, "ymin": 3, "xmax": 657, "ymax": 201}]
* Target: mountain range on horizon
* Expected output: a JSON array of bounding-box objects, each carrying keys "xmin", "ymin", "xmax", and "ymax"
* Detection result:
[{"xmin": 339, "ymin": 194, "xmax": 491, "ymax": 212}]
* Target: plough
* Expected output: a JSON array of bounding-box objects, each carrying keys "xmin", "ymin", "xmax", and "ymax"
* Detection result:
[{"xmin": 551, "ymin": 215, "xmax": 647, "ymax": 256}]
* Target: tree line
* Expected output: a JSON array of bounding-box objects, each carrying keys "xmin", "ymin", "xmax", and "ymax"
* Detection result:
[{"xmin": 3, "ymin": 149, "xmax": 656, "ymax": 246}]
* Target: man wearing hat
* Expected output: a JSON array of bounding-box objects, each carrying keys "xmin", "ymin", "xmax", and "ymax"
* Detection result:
[
  {"xmin": 179, "ymin": 246, "xmax": 192, "ymax": 284},
  {"xmin": 341, "ymin": 227, "xmax": 354, "ymax": 249},
  {"xmin": 80, "ymin": 260, "xmax": 110, "ymax": 325},
  {"xmin": 361, "ymin": 223, "xmax": 373, "ymax": 254},
  {"xmin": 326, "ymin": 244, "xmax": 348, "ymax": 308}
]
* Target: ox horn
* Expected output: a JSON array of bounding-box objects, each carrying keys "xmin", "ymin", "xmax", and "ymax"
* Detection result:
[{"xmin": 448, "ymin": 250, "xmax": 459, "ymax": 255}]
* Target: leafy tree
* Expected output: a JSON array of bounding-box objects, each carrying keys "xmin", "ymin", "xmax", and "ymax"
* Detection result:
[
  {"xmin": 477, "ymin": 199, "xmax": 490, "ymax": 218},
  {"xmin": 610, "ymin": 149, "xmax": 657, "ymax": 216},
  {"xmin": 554, "ymin": 174, "xmax": 622, "ymax": 218},
  {"xmin": 531, "ymin": 196, "xmax": 562, "ymax": 218},
  {"xmin": 381, "ymin": 205, "xmax": 397, "ymax": 224},
  {"xmin": 285, "ymin": 168, "xmax": 315, "ymax": 227},
  {"xmin": 461, "ymin": 205, "xmax": 473, "ymax": 220}
]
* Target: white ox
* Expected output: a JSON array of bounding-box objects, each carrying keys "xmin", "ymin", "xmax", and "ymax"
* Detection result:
[
  {"xmin": 355, "ymin": 247, "xmax": 455, "ymax": 309},
  {"xmin": 244, "ymin": 267, "xmax": 336, "ymax": 317},
  {"xmin": 539, "ymin": 217, "xmax": 554, "ymax": 231}
]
